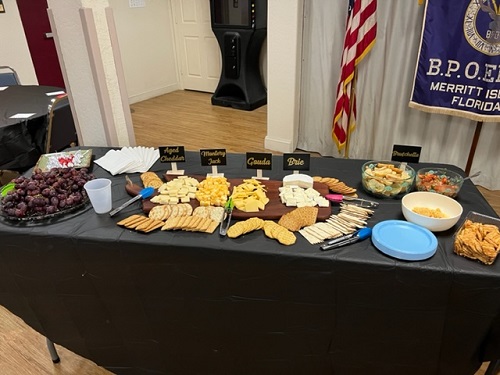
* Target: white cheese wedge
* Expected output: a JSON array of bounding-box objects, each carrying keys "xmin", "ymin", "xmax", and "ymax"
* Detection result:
[{"xmin": 283, "ymin": 174, "xmax": 314, "ymax": 189}]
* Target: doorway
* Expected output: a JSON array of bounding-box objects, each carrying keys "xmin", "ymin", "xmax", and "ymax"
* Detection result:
[
  {"xmin": 171, "ymin": 0, "xmax": 221, "ymax": 93},
  {"xmin": 16, "ymin": 0, "xmax": 65, "ymax": 88}
]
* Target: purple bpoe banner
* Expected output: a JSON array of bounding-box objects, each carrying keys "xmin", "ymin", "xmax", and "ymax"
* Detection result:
[{"xmin": 409, "ymin": 0, "xmax": 500, "ymax": 122}]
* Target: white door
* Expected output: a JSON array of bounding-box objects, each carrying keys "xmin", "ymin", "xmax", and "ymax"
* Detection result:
[{"xmin": 171, "ymin": 0, "xmax": 221, "ymax": 93}]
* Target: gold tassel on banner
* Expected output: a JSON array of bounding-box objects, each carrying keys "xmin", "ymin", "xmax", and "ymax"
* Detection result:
[{"xmin": 418, "ymin": 0, "xmax": 424, "ymax": 5}]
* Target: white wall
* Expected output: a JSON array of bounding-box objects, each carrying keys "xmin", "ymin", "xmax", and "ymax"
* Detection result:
[
  {"xmin": 1, "ymin": 0, "xmax": 179, "ymax": 104},
  {"xmin": 108, "ymin": 0, "xmax": 180, "ymax": 104},
  {"xmin": 0, "ymin": 0, "xmax": 38, "ymax": 85}
]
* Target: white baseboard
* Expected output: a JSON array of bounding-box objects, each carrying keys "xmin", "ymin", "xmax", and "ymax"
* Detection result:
[
  {"xmin": 128, "ymin": 83, "xmax": 180, "ymax": 104},
  {"xmin": 264, "ymin": 136, "xmax": 296, "ymax": 153}
]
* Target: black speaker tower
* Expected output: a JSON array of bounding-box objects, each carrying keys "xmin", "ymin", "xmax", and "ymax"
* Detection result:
[{"xmin": 210, "ymin": 0, "xmax": 267, "ymax": 111}]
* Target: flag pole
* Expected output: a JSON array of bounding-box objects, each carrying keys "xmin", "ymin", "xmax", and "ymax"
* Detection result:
[
  {"xmin": 344, "ymin": 67, "xmax": 357, "ymax": 159},
  {"xmin": 465, "ymin": 120, "xmax": 483, "ymax": 176}
]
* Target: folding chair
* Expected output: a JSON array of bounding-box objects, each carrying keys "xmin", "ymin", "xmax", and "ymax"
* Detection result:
[
  {"xmin": 45, "ymin": 95, "xmax": 78, "ymax": 153},
  {"xmin": 0, "ymin": 65, "xmax": 21, "ymax": 85}
]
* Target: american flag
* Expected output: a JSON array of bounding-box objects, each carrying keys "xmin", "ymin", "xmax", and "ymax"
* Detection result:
[{"xmin": 332, "ymin": 0, "xmax": 377, "ymax": 155}]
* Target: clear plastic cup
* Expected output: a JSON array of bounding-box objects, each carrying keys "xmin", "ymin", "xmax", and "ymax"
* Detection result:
[{"xmin": 84, "ymin": 178, "xmax": 112, "ymax": 214}]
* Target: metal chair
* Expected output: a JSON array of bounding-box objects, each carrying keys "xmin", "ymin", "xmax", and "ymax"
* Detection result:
[
  {"xmin": 0, "ymin": 65, "xmax": 21, "ymax": 85},
  {"xmin": 45, "ymin": 95, "xmax": 78, "ymax": 153}
]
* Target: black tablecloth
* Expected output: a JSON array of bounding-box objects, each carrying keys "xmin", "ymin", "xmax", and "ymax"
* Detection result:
[
  {"xmin": 0, "ymin": 85, "xmax": 64, "ymax": 171},
  {"xmin": 0, "ymin": 147, "xmax": 499, "ymax": 375}
]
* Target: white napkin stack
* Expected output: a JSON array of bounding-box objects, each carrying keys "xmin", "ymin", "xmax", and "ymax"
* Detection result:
[{"xmin": 94, "ymin": 146, "xmax": 159, "ymax": 175}]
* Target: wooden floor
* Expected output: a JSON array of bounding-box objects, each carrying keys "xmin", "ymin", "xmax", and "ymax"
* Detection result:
[{"xmin": 0, "ymin": 89, "xmax": 498, "ymax": 374}]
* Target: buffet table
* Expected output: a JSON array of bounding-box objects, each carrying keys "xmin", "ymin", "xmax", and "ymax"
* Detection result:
[
  {"xmin": 0, "ymin": 85, "xmax": 65, "ymax": 171},
  {"xmin": 0, "ymin": 147, "xmax": 499, "ymax": 375}
]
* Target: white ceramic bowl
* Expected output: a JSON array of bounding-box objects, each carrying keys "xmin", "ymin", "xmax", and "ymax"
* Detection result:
[{"xmin": 401, "ymin": 192, "xmax": 463, "ymax": 232}]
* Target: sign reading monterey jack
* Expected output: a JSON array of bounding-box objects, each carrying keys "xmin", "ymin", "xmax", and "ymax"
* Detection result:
[{"xmin": 410, "ymin": 0, "xmax": 500, "ymax": 121}]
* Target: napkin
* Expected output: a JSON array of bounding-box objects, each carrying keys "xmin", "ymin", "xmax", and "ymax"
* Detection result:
[{"xmin": 94, "ymin": 146, "xmax": 159, "ymax": 175}]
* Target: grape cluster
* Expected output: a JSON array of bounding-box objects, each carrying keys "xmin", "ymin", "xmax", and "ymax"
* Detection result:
[{"xmin": 1, "ymin": 167, "xmax": 95, "ymax": 219}]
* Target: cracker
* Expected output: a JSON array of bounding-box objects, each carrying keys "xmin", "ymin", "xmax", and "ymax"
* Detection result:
[
  {"xmin": 125, "ymin": 216, "xmax": 149, "ymax": 229},
  {"xmin": 184, "ymin": 203, "xmax": 193, "ymax": 216},
  {"xmin": 170, "ymin": 205, "xmax": 179, "ymax": 217},
  {"xmin": 263, "ymin": 220, "xmax": 278, "ymax": 238},
  {"xmin": 117, "ymin": 214, "xmax": 142, "ymax": 226},
  {"xmin": 193, "ymin": 206, "xmax": 208, "ymax": 218},
  {"xmin": 186, "ymin": 215, "xmax": 202, "ymax": 231},
  {"xmin": 161, "ymin": 216, "xmax": 179, "ymax": 231},
  {"xmin": 205, "ymin": 220, "xmax": 219, "ymax": 234},
  {"xmin": 144, "ymin": 220, "xmax": 165, "ymax": 233},
  {"xmin": 175, "ymin": 216, "xmax": 188, "ymax": 229},
  {"xmin": 136, "ymin": 218, "xmax": 154, "ymax": 231},
  {"xmin": 149, "ymin": 206, "xmax": 166, "ymax": 221},
  {"xmin": 210, "ymin": 206, "xmax": 225, "ymax": 222},
  {"xmin": 198, "ymin": 217, "xmax": 213, "ymax": 232},
  {"xmin": 277, "ymin": 229, "xmax": 296, "ymax": 246},
  {"xmin": 278, "ymin": 214, "xmax": 301, "ymax": 232},
  {"xmin": 227, "ymin": 222, "xmax": 244, "ymax": 238}
]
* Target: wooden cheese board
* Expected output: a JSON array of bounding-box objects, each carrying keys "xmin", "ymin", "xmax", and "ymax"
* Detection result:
[{"xmin": 139, "ymin": 176, "xmax": 331, "ymax": 221}]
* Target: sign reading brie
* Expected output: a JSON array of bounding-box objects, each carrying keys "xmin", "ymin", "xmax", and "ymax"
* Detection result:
[
  {"xmin": 159, "ymin": 146, "xmax": 186, "ymax": 163},
  {"xmin": 283, "ymin": 153, "xmax": 310, "ymax": 171},
  {"xmin": 391, "ymin": 145, "xmax": 421, "ymax": 163},
  {"xmin": 200, "ymin": 148, "xmax": 227, "ymax": 166},
  {"xmin": 246, "ymin": 152, "xmax": 272, "ymax": 170}
]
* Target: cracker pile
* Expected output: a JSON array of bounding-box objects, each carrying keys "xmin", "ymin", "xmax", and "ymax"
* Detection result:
[
  {"xmin": 263, "ymin": 220, "xmax": 296, "ymax": 245},
  {"xmin": 454, "ymin": 220, "xmax": 500, "ymax": 265},
  {"xmin": 226, "ymin": 218, "xmax": 296, "ymax": 246},
  {"xmin": 192, "ymin": 206, "xmax": 225, "ymax": 223},
  {"xmin": 313, "ymin": 176, "xmax": 356, "ymax": 195},
  {"xmin": 162, "ymin": 215, "xmax": 219, "ymax": 233},
  {"xmin": 140, "ymin": 171, "xmax": 163, "ymax": 189},
  {"xmin": 148, "ymin": 203, "xmax": 193, "ymax": 221},
  {"xmin": 117, "ymin": 215, "xmax": 165, "ymax": 233},
  {"xmin": 227, "ymin": 217, "xmax": 265, "ymax": 238},
  {"xmin": 117, "ymin": 212, "xmax": 220, "ymax": 234},
  {"xmin": 278, "ymin": 206, "xmax": 318, "ymax": 231},
  {"xmin": 300, "ymin": 203, "xmax": 374, "ymax": 244}
]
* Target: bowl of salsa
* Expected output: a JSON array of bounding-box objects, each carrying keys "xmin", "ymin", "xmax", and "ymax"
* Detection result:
[{"xmin": 415, "ymin": 168, "xmax": 464, "ymax": 198}]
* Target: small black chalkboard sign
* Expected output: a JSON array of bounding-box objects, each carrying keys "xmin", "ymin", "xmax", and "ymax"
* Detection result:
[
  {"xmin": 283, "ymin": 153, "xmax": 310, "ymax": 171},
  {"xmin": 159, "ymin": 146, "xmax": 185, "ymax": 163},
  {"xmin": 246, "ymin": 152, "xmax": 272, "ymax": 170},
  {"xmin": 200, "ymin": 148, "xmax": 227, "ymax": 166},
  {"xmin": 391, "ymin": 144, "xmax": 421, "ymax": 163}
]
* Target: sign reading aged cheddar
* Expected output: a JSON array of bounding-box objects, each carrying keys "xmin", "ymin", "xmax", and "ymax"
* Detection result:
[
  {"xmin": 200, "ymin": 148, "xmax": 227, "ymax": 166},
  {"xmin": 246, "ymin": 152, "xmax": 272, "ymax": 170},
  {"xmin": 391, "ymin": 144, "xmax": 421, "ymax": 163},
  {"xmin": 159, "ymin": 146, "xmax": 186, "ymax": 163},
  {"xmin": 283, "ymin": 153, "xmax": 310, "ymax": 171}
]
